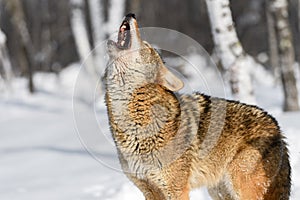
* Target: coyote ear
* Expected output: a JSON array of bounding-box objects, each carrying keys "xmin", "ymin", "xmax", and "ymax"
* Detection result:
[{"xmin": 158, "ymin": 66, "xmax": 184, "ymax": 91}]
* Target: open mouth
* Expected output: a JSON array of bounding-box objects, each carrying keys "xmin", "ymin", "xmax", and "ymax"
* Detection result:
[
  {"xmin": 107, "ymin": 13, "xmax": 137, "ymax": 52},
  {"xmin": 116, "ymin": 19, "xmax": 131, "ymax": 49}
]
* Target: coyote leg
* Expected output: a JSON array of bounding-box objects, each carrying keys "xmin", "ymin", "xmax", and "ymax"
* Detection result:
[{"xmin": 228, "ymin": 144, "xmax": 290, "ymax": 200}]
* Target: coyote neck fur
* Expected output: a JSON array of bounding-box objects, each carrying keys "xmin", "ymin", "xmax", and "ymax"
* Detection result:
[
  {"xmin": 106, "ymin": 81, "xmax": 202, "ymax": 178},
  {"xmin": 106, "ymin": 83, "xmax": 182, "ymax": 153}
]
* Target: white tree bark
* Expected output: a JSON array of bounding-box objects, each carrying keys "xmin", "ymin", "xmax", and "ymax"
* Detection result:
[
  {"xmin": 205, "ymin": 0, "xmax": 256, "ymax": 104},
  {"xmin": 88, "ymin": 0, "xmax": 105, "ymax": 70},
  {"xmin": 70, "ymin": 0, "xmax": 125, "ymax": 103},
  {"xmin": 88, "ymin": 0, "xmax": 105, "ymax": 46},
  {"xmin": 106, "ymin": 0, "xmax": 126, "ymax": 34},
  {"xmin": 0, "ymin": 29, "xmax": 13, "ymax": 87},
  {"xmin": 70, "ymin": 0, "xmax": 96, "ymax": 78},
  {"xmin": 268, "ymin": 0, "xmax": 299, "ymax": 111}
]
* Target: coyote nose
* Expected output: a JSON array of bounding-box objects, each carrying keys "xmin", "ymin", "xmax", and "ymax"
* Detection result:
[{"xmin": 125, "ymin": 13, "xmax": 136, "ymax": 20}]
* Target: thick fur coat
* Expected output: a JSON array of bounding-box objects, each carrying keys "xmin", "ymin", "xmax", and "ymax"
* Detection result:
[{"xmin": 104, "ymin": 13, "xmax": 291, "ymax": 200}]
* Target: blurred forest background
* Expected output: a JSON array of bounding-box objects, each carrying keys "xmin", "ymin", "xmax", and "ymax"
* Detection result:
[{"xmin": 0, "ymin": 0, "xmax": 300, "ymax": 110}]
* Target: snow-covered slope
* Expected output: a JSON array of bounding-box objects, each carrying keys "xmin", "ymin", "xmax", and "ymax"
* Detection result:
[{"xmin": 0, "ymin": 62, "xmax": 299, "ymax": 199}]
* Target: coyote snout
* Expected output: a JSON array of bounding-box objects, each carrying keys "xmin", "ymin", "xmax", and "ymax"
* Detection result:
[{"xmin": 104, "ymin": 13, "xmax": 291, "ymax": 200}]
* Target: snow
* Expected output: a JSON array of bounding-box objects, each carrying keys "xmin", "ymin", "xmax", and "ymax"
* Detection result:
[{"xmin": 1, "ymin": 60, "xmax": 300, "ymax": 200}]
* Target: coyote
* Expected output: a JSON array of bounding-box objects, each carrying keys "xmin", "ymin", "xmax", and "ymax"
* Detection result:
[{"xmin": 104, "ymin": 13, "xmax": 291, "ymax": 200}]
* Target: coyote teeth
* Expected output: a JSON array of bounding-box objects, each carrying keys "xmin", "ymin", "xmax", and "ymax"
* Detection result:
[{"xmin": 120, "ymin": 40, "xmax": 125, "ymax": 47}]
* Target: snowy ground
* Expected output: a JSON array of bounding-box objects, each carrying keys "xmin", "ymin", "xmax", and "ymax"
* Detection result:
[{"xmin": 0, "ymin": 61, "xmax": 300, "ymax": 200}]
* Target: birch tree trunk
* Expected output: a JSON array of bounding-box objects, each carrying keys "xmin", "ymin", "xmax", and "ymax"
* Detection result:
[
  {"xmin": 70, "ymin": 0, "xmax": 97, "ymax": 78},
  {"xmin": 87, "ymin": 0, "xmax": 125, "ymax": 71},
  {"xmin": 106, "ymin": 0, "xmax": 126, "ymax": 34},
  {"xmin": 268, "ymin": 0, "xmax": 299, "ymax": 111},
  {"xmin": 88, "ymin": 0, "xmax": 105, "ymax": 70},
  {"xmin": 5, "ymin": 0, "xmax": 35, "ymax": 93},
  {"xmin": 0, "ymin": 29, "xmax": 13, "ymax": 88},
  {"xmin": 205, "ymin": 0, "xmax": 256, "ymax": 104}
]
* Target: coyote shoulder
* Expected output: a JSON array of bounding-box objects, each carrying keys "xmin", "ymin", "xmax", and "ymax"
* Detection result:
[{"xmin": 104, "ymin": 13, "xmax": 291, "ymax": 200}]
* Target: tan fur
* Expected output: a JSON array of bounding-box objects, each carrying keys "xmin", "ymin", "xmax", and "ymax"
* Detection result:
[{"xmin": 104, "ymin": 14, "xmax": 291, "ymax": 200}]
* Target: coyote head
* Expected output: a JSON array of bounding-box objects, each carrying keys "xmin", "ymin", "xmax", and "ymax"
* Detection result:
[{"xmin": 106, "ymin": 13, "xmax": 184, "ymax": 92}]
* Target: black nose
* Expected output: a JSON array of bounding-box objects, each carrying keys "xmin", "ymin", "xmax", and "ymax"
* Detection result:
[{"xmin": 125, "ymin": 13, "xmax": 136, "ymax": 19}]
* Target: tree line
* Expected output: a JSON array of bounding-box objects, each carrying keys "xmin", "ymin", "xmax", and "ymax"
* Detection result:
[{"xmin": 0, "ymin": 0, "xmax": 299, "ymax": 111}]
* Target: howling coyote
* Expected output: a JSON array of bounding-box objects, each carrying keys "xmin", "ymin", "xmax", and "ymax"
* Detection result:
[{"xmin": 104, "ymin": 13, "xmax": 291, "ymax": 200}]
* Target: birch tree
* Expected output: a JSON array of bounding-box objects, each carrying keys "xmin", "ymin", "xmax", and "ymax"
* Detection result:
[
  {"xmin": 205, "ymin": 0, "xmax": 256, "ymax": 104},
  {"xmin": 87, "ymin": 0, "xmax": 105, "ymax": 72},
  {"xmin": 0, "ymin": 29, "xmax": 13, "ymax": 89},
  {"xmin": 268, "ymin": 0, "xmax": 299, "ymax": 111},
  {"xmin": 70, "ymin": 0, "xmax": 97, "ymax": 79},
  {"xmin": 70, "ymin": 0, "xmax": 125, "ymax": 72},
  {"xmin": 106, "ymin": 0, "xmax": 126, "ymax": 34}
]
